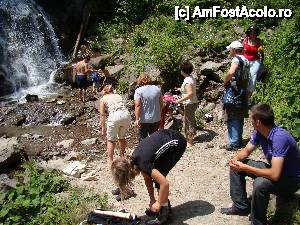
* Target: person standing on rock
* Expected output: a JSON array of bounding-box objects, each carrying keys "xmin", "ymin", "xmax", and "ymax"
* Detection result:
[
  {"xmin": 221, "ymin": 41, "xmax": 249, "ymax": 151},
  {"xmin": 75, "ymin": 55, "xmax": 90, "ymax": 102},
  {"xmin": 111, "ymin": 129, "xmax": 187, "ymax": 225},
  {"xmin": 175, "ymin": 61, "xmax": 198, "ymax": 148},
  {"xmin": 221, "ymin": 103, "xmax": 300, "ymax": 225},
  {"xmin": 134, "ymin": 74, "xmax": 163, "ymax": 141},
  {"xmin": 99, "ymin": 84, "xmax": 131, "ymax": 166}
]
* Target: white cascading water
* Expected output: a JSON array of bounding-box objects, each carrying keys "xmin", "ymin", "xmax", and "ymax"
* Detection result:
[{"xmin": 0, "ymin": 0, "xmax": 65, "ymax": 100}]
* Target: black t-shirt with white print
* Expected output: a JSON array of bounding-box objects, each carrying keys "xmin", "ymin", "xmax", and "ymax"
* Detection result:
[{"xmin": 132, "ymin": 129, "xmax": 187, "ymax": 176}]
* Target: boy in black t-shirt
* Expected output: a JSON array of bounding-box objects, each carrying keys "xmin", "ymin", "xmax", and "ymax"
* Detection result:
[{"xmin": 111, "ymin": 129, "xmax": 187, "ymax": 225}]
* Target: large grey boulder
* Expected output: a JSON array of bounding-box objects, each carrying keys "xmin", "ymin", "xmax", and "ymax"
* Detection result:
[{"xmin": 0, "ymin": 137, "xmax": 25, "ymax": 170}]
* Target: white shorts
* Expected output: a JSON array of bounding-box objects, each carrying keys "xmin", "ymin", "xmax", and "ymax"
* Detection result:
[{"xmin": 107, "ymin": 110, "xmax": 131, "ymax": 141}]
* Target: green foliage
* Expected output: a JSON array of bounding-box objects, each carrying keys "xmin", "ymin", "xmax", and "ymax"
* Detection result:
[
  {"xmin": 253, "ymin": 10, "xmax": 300, "ymax": 143},
  {"xmin": 0, "ymin": 161, "xmax": 108, "ymax": 225},
  {"xmin": 116, "ymin": 80, "xmax": 129, "ymax": 94},
  {"xmin": 195, "ymin": 109, "xmax": 204, "ymax": 130}
]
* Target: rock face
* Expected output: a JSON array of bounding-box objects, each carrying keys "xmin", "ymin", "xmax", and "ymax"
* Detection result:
[
  {"xmin": 36, "ymin": 0, "xmax": 116, "ymax": 53},
  {"xmin": 0, "ymin": 137, "xmax": 25, "ymax": 170}
]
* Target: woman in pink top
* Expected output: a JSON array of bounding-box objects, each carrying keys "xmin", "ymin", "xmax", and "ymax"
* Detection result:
[{"xmin": 243, "ymin": 25, "xmax": 264, "ymax": 98}]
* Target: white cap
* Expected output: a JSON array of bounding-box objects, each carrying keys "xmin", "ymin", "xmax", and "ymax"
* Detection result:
[{"xmin": 226, "ymin": 41, "xmax": 243, "ymax": 50}]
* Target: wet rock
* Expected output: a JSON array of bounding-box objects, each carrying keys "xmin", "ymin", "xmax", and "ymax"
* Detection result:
[
  {"xmin": 61, "ymin": 115, "xmax": 76, "ymax": 125},
  {"xmin": 57, "ymin": 100, "xmax": 66, "ymax": 105},
  {"xmin": 56, "ymin": 139, "xmax": 74, "ymax": 149},
  {"xmin": 46, "ymin": 98, "xmax": 57, "ymax": 103},
  {"xmin": 81, "ymin": 138, "xmax": 98, "ymax": 145},
  {"xmin": 14, "ymin": 114, "xmax": 26, "ymax": 126},
  {"xmin": 25, "ymin": 94, "xmax": 39, "ymax": 102},
  {"xmin": 0, "ymin": 137, "xmax": 25, "ymax": 170}
]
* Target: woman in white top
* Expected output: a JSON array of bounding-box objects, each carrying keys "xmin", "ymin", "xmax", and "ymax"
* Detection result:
[
  {"xmin": 175, "ymin": 61, "xmax": 198, "ymax": 147},
  {"xmin": 99, "ymin": 85, "xmax": 131, "ymax": 165}
]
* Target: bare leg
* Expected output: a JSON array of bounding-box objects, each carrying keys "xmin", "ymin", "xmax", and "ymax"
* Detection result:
[
  {"xmin": 187, "ymin": 134, "xmax": 194, "ymax": 147},
  {"xmin": 82, "ymin": 89, "xmax": 86, "ymax": 102},
  {"xmin": 107, "ymin": 140, "xmax": 116, "ymax": 165},
  {"xmin": 118, "ymin": 139, "xmax": 127, "ymax": 157}
]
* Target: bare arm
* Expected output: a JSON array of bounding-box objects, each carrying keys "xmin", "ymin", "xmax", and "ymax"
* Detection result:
[
  {"xmin": 141, "ymin": 171, "xmax": 156, "ymax": 207},
  {"xmin": 176, "ymin": 83, "xmax": 193, "ymax": 104},
  {"xmin": 231, "ymin": 157, "xmax": 284, "ymax": 182},
  {"xmin": 224, "ymin": 62, "xmax": 238, "ymax": 86},
  {"xmin": 134, "ymin": 98, "xmax": 142, "ymax": 128},
  {"xmin": 150, "ymin": 169, "xmax": 169, "ymax": 212},
  {"xmin": 99, "ymin": 98, "xmax": 106, "ymax": 136},
  {"xmin": 232, "ymin": 142, "xmax": 256, "ymax": 162}
]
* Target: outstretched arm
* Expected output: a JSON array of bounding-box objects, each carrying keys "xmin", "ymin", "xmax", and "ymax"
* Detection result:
[
  {"xmin": 150, "ymin": 169, "xmax": 169, "ymax": 212},
  {"xmin": 141, "ymin": 171, "xmax": 156, "ymax": 207}
]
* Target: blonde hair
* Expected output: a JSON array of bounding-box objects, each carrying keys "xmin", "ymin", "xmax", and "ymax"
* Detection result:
[
  {"xmin": 111, "ymin": 157, "xmax": 139, "ymax": 192},
  {"xmin": 101, "ymin": 84, "xmax": 113, "ymax": 95},
  {"xmin": 137, "ymin": 73, "xmax": 152, "ymax": 86}
]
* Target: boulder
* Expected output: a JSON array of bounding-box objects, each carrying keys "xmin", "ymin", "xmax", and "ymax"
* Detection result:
[
  {"xmin": 63, "ymin": 161, "xmax": 87, "ymax": 178},
  {"xmin": 56, "ymin": 139, "xmax": 74, "ymax": 149},
  {"xmin": 0, "ymin": 137, "xmax": 25, "ymax": 170},
  {"xmin": 81, "ymin": 138, "xmax": 98, "ymax": 145},
  {"xmin": 13, "ymin": 114, "xmax": 26, "ymax": 126},
  {"xmin": 25, "ymin": 94, "xmax": 39, "ymax": 102},
  {"xmin": 0, "ymin": 174, "xmax": 19, "ymax": 193}
]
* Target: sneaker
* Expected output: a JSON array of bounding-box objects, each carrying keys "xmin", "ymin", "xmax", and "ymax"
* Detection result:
[
  {"xmin": 111, "ymin": 187, "xmax": 120, "ymax": 195},
  {"xmin": 146, "ymin": 206, "xmax": 170, "ymax": 225},
  {"xmin": 220, "ymin": 144, "xmax": 240, "ymax": 151},
  {"xmin": 115, "ymin": 191, "xmax": 137, "ymax": 201},
  {"xmin": 220, "ymin": 206, "xmax": 250, "ymax": 216}
]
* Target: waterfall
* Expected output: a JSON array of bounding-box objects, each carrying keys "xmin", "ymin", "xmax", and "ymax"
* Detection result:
[{"xmin": 0, "ymin": 0, "xmax": 65, "ymax": 98}]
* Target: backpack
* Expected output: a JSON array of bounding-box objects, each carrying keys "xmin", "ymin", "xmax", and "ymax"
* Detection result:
[
  {"xmin": 233, "ymin": 55, "xmax": 250, "ymax": 93},
  {"xmin": 222, "ymin": 56, "xmax": 250, "ymax": 108}
]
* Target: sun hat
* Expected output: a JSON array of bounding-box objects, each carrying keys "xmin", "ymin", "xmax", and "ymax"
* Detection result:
[{"xmin": 226, "ymin": 41, "xmax": 243, "ymax": 50}]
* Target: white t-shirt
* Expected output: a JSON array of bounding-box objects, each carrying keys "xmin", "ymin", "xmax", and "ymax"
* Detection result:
[{"xmin": 180, "ymin": 76, "xmax": 197, "ymax": 105}]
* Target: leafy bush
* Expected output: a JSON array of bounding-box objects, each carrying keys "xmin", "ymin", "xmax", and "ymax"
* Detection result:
[
  {"xmin": 0, "ymin": 161, "xmax": 108, "ymax": 225},
  {"xmin": 195, "ymin": 108, "xmax": 204, "ymax": 130},
  {"xmin": 253, "ymin": 10, "xmax": 300, "ymax": 143},
  {"xmin": 116, "ymin": 80, "xmax": 129, "ymax": 94}
]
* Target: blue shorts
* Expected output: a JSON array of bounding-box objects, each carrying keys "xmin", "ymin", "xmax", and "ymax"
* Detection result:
[
  {"xmin": 91, "ymin": 72, "xmax": 100, "ymax": 83},
  {"xmin": 76, "ymin": 75, "xmax": 87, "ymax": 89}
]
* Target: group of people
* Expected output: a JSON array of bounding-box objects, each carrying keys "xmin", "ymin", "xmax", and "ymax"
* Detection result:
[
  {"xmin": 80, "ymin": 25, "xmax": 299, "ymax": 225},
  {"xmin": 74, "ymin": 56, "xmax": 117, "ymax": 102}
]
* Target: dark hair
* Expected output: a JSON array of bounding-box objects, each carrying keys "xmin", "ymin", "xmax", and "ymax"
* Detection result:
[
  {"xmin": 99, "ymin": 64, "xmax": 105, "ymax": 70},
  {"xmin": 85, "ymin": 55, "xmax": 91, "ymax": 61},
  {"xmin": 250, "ymin": 103, "xmax": 275, "ymax": 127},
  {"xmin": 246, "ymin": 25, "xmax": 260, "ymax": 37},
  {"xmin": 180, "ymin": 61, "xmax": 193, "ymax": 75}
]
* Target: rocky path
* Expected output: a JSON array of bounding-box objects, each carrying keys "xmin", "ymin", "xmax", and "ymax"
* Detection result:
[
  {"xmin": 69, "ymin": 117, "xmax": 258, "ymax": 225},
  {"xmin": 0, "ymin": 88, "xmax": 263, "ymax": 225}
]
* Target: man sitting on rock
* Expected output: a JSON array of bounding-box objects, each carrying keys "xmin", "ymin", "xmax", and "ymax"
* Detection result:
[{"xmin": 221, "ymin": 103, "xmax": 300, "ymax": 225}]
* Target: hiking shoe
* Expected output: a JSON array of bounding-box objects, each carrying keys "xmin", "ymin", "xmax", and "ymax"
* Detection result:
[
  {"xmin": 111, "ymin": 187, "xmax": 120, "ymax": 195},
  {"xmin": 220, "ymin": 206, "xmax": 250, "ymax": 216},
  {"xmin": 115, "ymin": 191, "xmax": 136, "ymax": 201},
  {"xmin": 145, "ymin": 199, "xmax": 173, "ymax": 217},
  {"xmin": 146, "ymin": 206, "xmax": 170, "ymax": 225},
  {"xmin": 220, "ymin": 144, "xmax": 241, "ymax": 151}
]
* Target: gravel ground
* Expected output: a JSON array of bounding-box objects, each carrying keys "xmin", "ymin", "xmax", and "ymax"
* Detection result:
[{"xmin": 68, "ymin": 117, "xmax": 261, "ymax": 225}]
